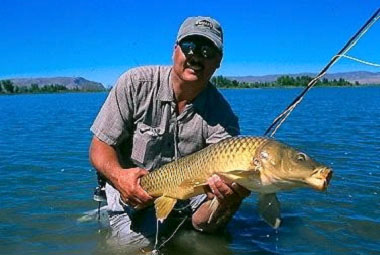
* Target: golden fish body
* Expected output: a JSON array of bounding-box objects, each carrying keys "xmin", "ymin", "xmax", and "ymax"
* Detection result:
[
  {"xmin": 139, "ymin": 136, "xmax": 332, "ymax": 227},
  {"xmin": 140, "ymin": 136, "xmax": 266, "ymax": 199}
]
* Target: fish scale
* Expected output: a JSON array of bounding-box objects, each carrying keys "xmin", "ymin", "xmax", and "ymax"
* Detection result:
[
  {"xmin": 138, "ymin": 136, "xmax": 332, "ymax": 226},
  {"xmin": 140, "ymin": 136, "xmax": 267, "ymax": 199}
]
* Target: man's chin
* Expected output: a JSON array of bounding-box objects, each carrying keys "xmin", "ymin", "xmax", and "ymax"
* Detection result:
[{"xmin": 182, "ymin": 70, "xmax": 203, "ymax": 82}]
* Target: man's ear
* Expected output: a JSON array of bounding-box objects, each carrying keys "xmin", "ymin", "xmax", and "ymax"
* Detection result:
[
  {"xmin": 216, "ymin": 54, "xmax": 222, "ymax": 68},
  {"xmin": 172, "ymin": 44, "xmax": 178, "ymax": 61}
]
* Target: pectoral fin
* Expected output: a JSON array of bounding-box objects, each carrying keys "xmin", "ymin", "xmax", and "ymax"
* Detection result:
[
  {"xmin": 178, "ymin": 179, "xmax": 209, "ymax": 197},
  {"xmin": 218, "ymin": 170, "xmax": 254, "ymax": 178},
  {"xmin": 154, "ymin": 196, "xmax": 177, "ymax": 223},
  {"xmin": 178, "ymin": 178, "xmax": 207, "ymax": 188},
  {"xmin": 218, "ymin": 170, "xmax": 260, "ymax": 183},
  {"xmin": 258, "ymin": 193, "xmax": 281, "ymax": 229}
]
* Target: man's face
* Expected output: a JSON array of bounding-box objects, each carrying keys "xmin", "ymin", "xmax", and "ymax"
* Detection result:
[{"xmin": 172, "ymin": 36, "xmax": 222, "ymax": 85}]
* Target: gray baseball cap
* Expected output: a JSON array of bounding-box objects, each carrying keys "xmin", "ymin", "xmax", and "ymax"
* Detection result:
[{"xmin": 177, "ymin": 16, "xmax": 223, "ymax": 52}]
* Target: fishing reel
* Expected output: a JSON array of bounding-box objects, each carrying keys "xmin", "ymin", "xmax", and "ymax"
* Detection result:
[{"xmin": 93, "ymin": 172, "xmax": 107, "ymax": 220}]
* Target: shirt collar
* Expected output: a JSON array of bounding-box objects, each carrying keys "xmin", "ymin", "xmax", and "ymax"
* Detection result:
[
  {"xmin": 157, "ymin": 66, "xmax": 210, "ymax": 112},
  {"xmin": 157, "ymin": 67, "xmax": 175, "ymax": 102}
]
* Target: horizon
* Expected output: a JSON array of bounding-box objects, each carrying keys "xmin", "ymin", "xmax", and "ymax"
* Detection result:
[
  {"xmin": 1, "ymin": 1, "xmax": 379, "ymax": 86},
  {"xmin": 3, "ymin": 70, "xmax": 380, "ymax": 85}
]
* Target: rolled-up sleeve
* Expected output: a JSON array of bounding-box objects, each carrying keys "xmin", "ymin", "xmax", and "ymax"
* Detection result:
[{"xmin": 90, "ymin": 72, "xmax": 135, "ymax": 146}]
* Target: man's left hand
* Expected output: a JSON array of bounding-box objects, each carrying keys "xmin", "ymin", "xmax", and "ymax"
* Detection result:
[
  {"xmin": 191, "ymin": 174, "xmax": 250, "ymax": 232},
  {"xmin": 207, "ymin": 174, "xmax": 250, "ymax": 205}
]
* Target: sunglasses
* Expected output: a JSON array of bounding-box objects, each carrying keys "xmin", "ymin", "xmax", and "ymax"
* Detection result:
[{"xmin": 178, "ymin": 39, "xmax": 220, "ymax": 59}]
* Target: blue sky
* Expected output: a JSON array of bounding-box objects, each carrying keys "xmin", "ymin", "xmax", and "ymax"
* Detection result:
[{"xmin": 0, "ymin": 0, "xmax": 379, "ymax": 86}]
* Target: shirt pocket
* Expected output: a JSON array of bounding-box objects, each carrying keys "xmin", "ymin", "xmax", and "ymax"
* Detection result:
[{"xmin": 131, "ymin": 122, "xmax": 163, "ymax": 169}]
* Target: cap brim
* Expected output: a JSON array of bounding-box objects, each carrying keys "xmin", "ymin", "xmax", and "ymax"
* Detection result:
[{"xmin": 178, "ymin": 32, "xmax": 222, "ymax": 52}]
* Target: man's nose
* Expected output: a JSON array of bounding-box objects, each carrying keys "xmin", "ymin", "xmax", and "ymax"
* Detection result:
[{"xmin": 186, "ymin": 52, "xmax": 203, "ymax": 62}]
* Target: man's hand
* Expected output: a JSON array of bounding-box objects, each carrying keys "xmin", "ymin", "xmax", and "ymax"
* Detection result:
[
  {"xmin": 207, "ymin": 174, "xmax": 250, "ymax": 205},
  {"xmin": 192, "ymin": 174, "xmax": 250, "ymax": 233},
  {"xmin": 89, "ymin": 137, "xmax": 153, "ymax": 209},
  {"xmin": 116, "ymin": 167, "xmax": 153, "ymax": 209}
]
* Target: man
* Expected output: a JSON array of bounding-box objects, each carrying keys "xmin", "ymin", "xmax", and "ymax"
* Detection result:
[{"xmin": 89, "ymin": 16, "xmax": 249, "ymax": 248}]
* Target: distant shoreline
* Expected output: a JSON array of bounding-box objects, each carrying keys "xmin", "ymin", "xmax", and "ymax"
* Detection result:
[
  {"xmin": 217, "ymin": 84, "xmax": 380, "ymax": 89},
  {"xmin": 1, "ymin": 73, "xmax": 379, "ymax": 95},
  {"xmin": 211, "ymin": 75, "xmax": 378, "ymax": 89},
  {"xmin": 1, "ymin": 84, "xmax": 379, "ymax": 96},
  {"xmin": 0, "ymin": 77, "xmax": 105, "ymax": 95}
]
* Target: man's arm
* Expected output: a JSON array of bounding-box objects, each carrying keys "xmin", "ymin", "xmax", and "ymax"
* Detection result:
[
  {"xmin": 89, "ymin": 136, "xmax": 153, "ymax": 208},
  {"xmin": 192, "ymin": 175, "xmax": 250, "ymax": 233}
]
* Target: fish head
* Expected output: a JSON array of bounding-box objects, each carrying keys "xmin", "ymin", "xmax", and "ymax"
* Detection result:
[{"xmin": 254, "ymin": 140, "xmax": 332, "ymax": 192}]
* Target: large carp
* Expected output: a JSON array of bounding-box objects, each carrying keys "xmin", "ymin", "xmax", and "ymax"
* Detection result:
[{"xmin": 140, "ymin": 136, "xmax": 332, "ymax": 228}]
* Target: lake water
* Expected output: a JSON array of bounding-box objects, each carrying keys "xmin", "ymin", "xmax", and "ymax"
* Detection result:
[{"xmin": 0, "ymin": 87, "xmax": 379, "ymax": 254}]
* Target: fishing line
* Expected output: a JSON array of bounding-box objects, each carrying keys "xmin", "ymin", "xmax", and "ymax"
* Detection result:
[
  {"xmin": 147, "ymin": 8, "xmax": 380, "ymax": 255},
  {"xmin": 264, "ymin": 8, "xmax": 380, "ymax": 138},
  {"xmin": 153, "ymin": 220, "xmax": 160, "ymax": 253},
  {"xmin": 159, "ymin": 216, "xmax": 188, "ymax": 250},
  {"xmin": 335, "ymin": 54, "xmax": 380, "ymax": 67},
  {"xmin": 152, "ymin": 216, "xmax": 189, "ymax": 254}
]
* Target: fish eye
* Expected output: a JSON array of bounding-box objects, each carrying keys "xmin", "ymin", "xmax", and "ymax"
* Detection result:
[{"xmin": 296, "ymin": 153, "xmax": 307, "ymax": 161}]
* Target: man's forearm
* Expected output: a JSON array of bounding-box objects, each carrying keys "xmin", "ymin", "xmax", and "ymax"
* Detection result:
[
  {"xmin": 89, "ymin": 136, "xmax": 123, "ymax": 188},
  {"xmin": 89, "ymin": 136, "xmax": 153, "ymax": 207}
]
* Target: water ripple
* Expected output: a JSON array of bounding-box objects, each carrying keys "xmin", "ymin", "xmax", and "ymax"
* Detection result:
[{"xmin": 0, "ymin": 88, "xmax": 379, "ymax": 254}]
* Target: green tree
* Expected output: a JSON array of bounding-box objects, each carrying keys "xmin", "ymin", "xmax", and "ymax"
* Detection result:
[
  {"xmin": 2, "ymin": 80, "xmax": 15, "ymax": 93},
  {"xmin": 276, "ymin": 76, "xmax": 295, "ymax": 86},
  {"xmin": 31, "ymin": 83, "xmax": 39, "ymax": 92}
]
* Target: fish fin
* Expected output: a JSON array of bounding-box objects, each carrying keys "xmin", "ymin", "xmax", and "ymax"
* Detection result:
[
  {"xmin": 258, "ymin": 193, "xmax": 281, "ymax": 229},
  {"xmin": 218, "ymin": 170, "xmax": 256, "ymax": 179},
  {"xmin": 177, "ymin": 179, "xmax": 208, "ymax": 199},
  {"xmin": 154, "ymin": 196, "xmax": 177, "ymax": 223},
  {"xmin": 207, "ymin": 197, "xmax": 220, "ymax": 224},
  {"xmin": 178, "ymin": 179, "xmax": 207, "ymax": 189}
]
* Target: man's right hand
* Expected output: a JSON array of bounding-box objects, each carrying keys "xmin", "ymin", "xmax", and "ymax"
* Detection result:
[
  {"xmin": 116, "ymin": 167, "xmax": 153, "ymax": 209},
  {"xmin": 89, "ymin": 136, "xmax": 153, "ymax": 209}
]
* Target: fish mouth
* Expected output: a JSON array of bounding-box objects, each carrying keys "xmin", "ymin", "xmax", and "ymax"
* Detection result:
[{"xmin": 305, "ymin": 167, "xmax": 333, "ymax": 191}]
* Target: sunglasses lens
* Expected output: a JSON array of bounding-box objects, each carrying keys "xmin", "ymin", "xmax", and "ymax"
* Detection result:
[
  {"xmin": 179, "ymin": 40, "xmax": 218, "ymax": 59},
  {"xmin": 200, "ymin": 45, "xmax": 217, "ymax": 59},
  {"xmin": 180, "ymin": 41, "xmax": 196, "ymax": 55}
]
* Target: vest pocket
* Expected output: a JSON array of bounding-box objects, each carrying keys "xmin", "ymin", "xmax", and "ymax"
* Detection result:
[{"xmin": 130, "ymin": 122, "xmax": 162, "ymax": 169}]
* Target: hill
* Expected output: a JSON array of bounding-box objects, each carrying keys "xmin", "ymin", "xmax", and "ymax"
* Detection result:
[
  {"xmin": 228, "ymin": 71, "xmax": 380, "ymax": 85},
  {"xmin": 8, "ymin": 77, "xmax": 105, "ymax": 91}
]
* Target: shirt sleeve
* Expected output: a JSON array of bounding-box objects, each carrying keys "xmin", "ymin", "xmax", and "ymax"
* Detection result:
[
  {"xmin": 90, "ymin": 72, "xmax": 135, "ymax": 146},
  {"xmin": 205, "ymin": 114, "xmax": 240, "ymax": 145},
  {"xmin": 204, "ymin": 89, "xmax": 240, "ymax": 145}
]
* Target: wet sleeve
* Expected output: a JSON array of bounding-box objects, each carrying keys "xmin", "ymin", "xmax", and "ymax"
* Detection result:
[{"xmin": 90, "ymin": 73, "xmax": 135, "ymax": 146}]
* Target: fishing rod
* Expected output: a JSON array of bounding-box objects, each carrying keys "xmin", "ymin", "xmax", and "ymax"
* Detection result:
[
  {"xmin": 264, "ymin": 8, "xmax": 380, "ymax": 137},
  {"xmin": 148, "ymin": 8, "xmax": 380, "ymax": 255}
]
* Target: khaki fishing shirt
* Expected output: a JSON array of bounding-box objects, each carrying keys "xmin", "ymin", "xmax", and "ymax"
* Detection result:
[{"xmin": 91, "ymin": 65, "xmax": 240, "ymax": 213}]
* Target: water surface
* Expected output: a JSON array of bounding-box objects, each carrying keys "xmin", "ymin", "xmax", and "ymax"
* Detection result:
[{"xmin": 0, "ymin": 87, "xmax": 379, "ymax": 254}]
